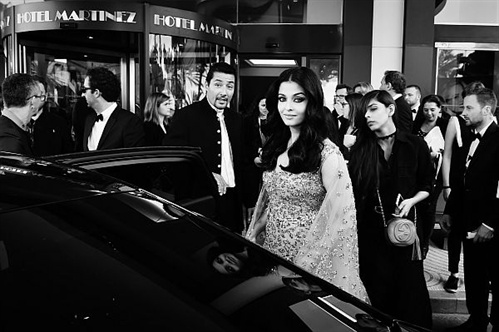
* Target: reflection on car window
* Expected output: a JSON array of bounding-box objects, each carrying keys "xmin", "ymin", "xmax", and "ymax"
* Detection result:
[{"xmin": 91, "ymin": 158, "xmax": 216, "ymax": 218}]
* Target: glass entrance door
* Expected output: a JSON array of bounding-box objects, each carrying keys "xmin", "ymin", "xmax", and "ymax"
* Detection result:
[
  {"xmin": 18, "ymin": 29, "xmax": 140, "ymax": 123},
  {"xmin": 435, "ymin": 42, "xmax": 499, "ymax": 114}
]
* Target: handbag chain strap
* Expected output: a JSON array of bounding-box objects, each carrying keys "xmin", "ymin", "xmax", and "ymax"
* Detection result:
[
  {"xmin": 376, "ymin": 187, "xmax": 388, "ymax": 227},
  {"xmin": 375, "ymin": 187, "xmax": 417, "ymax": 227}
]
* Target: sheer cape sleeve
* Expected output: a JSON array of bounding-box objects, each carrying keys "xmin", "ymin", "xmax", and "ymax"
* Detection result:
[
  {"xmin": 294, "ymin": 145, "xmax": 369, "ymax": 302},
  {"xmin": 245, "ymin": 183, "xmax": 269, "ymax": 245}
]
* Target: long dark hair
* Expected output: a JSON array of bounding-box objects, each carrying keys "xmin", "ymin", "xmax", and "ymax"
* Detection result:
[
  {"xmin": 349, "ymin": 90, "xmax": 396, "ymax": 195},
  {"xmin": 345, "ymin": 93, "xmax": 364, "ymax": 132},
  {"xmin": 260, "ymin": 67, "xmax": 329, "ymax": 173}
]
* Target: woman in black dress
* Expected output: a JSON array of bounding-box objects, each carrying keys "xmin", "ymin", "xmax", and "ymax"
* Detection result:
[{"xmin": 348, "ymin": 90, "xmax": 434, "ymax": 329}]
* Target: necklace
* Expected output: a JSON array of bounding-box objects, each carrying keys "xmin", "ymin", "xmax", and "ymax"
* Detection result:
[{"xmin": 377, "ymin": 131, "xmax": 396, "ymax": 140}]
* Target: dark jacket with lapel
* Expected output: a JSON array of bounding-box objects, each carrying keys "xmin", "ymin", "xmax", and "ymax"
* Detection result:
[
  {"xmin": 143, "ymin": 121, "xmax": 166, "ymax": 147},
  {"xmin": 32, "ymin": 110, "xmax": 74, "ymax": 156},
  {"xmin": 445, "ymin": 121, "xmax": 499, "ymax": 232},
  {"xmin": 395, "ymin": 97, "xmax": 414, "ymax": 134},
  {"xmin": 0, "ymin": 115, "xmax": 34, "ymax": 156},
  {"xmin": 241, "ymin": 114, "xmax": 267, "ymax": 207},
  {"xmin": 354, "ymin": 131, "xmax": 434, "ymax": 253},
  {"xmin": 82, "ymin": 106, "xmax": 145, "ymax": 151}
]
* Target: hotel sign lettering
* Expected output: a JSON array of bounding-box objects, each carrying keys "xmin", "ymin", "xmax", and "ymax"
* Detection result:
[
  {"xmin": 153, "ymin": 14, "xmax": 232, "ymax": 42},
  {"xmin": 2, "ymin": 2, "xmax": 144, "ymax": 34},
  {"xmin": 150, "ymin": 6, "xmax": 236, "ymax": 49},
  {"xmin": 16, "ymin": 10, "xmax": 137, "ymax": 24},
  {"xmin": 1, "ymin": 2, "xmax": 236, "ymax": 49}
]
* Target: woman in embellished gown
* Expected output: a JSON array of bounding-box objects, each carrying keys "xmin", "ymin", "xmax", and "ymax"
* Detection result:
[{"xmin": 246, "ymin": 67, "xmax": 367, "ymax": 301}]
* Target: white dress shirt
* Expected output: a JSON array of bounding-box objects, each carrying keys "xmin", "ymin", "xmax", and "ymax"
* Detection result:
[
  {"xmin": 465, "ymin": 120, "xmax": 493, "ymax": 169},
  {"xmin": 87, "ymin": 103, "xmax": 117, "ymax": 151},
  {"xmin": 207, "ymin": 100, "xmax": 235, "ymax": 188}
]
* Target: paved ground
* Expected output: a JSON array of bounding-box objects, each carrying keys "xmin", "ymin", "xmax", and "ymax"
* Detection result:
[{"xmin": 424, "ymin": 237, "xmax": 466, "ymax": 314}]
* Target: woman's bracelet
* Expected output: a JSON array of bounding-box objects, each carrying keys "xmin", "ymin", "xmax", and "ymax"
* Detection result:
[{"xmin": 442, "ymin": 186, "xmax": 451, "ymax": 189}]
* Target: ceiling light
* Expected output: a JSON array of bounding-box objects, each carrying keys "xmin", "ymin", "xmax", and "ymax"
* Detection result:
[{"xmin": 246, "ymin": 59, "xmax": 297, "ymax": 66}]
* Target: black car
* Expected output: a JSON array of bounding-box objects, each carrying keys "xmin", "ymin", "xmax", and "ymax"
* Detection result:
[{"xmin": 0, "ymin": 148, "xmax": 429, "ymax": 332}]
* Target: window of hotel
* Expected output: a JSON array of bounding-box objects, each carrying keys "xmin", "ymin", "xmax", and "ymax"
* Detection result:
[
  {"xmin": 435, "ymin": 43, "xmax": 499, "ymax": 114},
  {"xmin": 149, "ymin": 34, "xmax": 234, "ymax": 110}
]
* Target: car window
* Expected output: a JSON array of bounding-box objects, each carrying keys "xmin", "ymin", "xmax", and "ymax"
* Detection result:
[
  {"xmin": 0, "ymin": 192, "xmax": 373, "ymax": 331},
  {"xmin": 0, "ymin": 204, "xmax": 232, "ymax": 331},
  {"xmin": 87, "ymin": 158, "xmax": 217, "ymax": 219}
]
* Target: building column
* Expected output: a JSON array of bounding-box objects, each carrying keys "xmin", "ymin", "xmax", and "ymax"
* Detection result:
[
  {"xmin": 403, "ymin": 0, "xmax": 436, "ymax": 96},
  {"xmin": 343, "ymin": 0, "xmax": 374, "ymax": 86},
  {"xmin": 370, "ymin": 0, "xmax": 405, "ymax": 88}
]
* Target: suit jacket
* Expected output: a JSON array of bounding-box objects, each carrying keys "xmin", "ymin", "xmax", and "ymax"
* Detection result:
[
  {"xmin": 394, "ymin": 97, "xmax": 413, "ymax": 133},
  {"xmin": 241, "ymin": 114, "xmax": 267, "ymax": 207},
  {"xmin": 143, "ymin": 121, "xmax": 166, "ymax": 146},
  {"xmin": 163, "ymin": 98, "xmax": 244, "ymax": 185},
  {"xmin": 82, "ymin": 106, "xmax": 145, "ymax": 151},
  {"xmin": 445, "ymin": 121, "xmax": 499, "ymax": 232},
  {"xmin": 323, "ymin": 107, "xmax": 341, "ymax": 147},
  {"xmin": 73, "ymin": 97, "xmax": 94, "ymax": 152},
  {"xmin": 0, "ymin": 115, "xmax": 34, "ymax": 156},
  {"xmin": 354, "ymin": 131, "xmax": 434, "ymax": 254},
  {"xmin": 32, "ymin": 111, "xmax": 74, "ymax": 156},
  {"xmin": 163, "ymin": 98, "xmax": 246, "ymax": 231}
]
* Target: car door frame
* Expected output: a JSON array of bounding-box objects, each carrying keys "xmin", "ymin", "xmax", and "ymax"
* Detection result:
[{"xmin": 48, "ymin": 146, "xmax": 220, "ymax": 218}]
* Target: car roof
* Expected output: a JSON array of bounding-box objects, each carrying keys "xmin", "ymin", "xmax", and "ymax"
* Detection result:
[{"xmin": 0, "ymin": 152, "xmax": 137, "ymax": 213}]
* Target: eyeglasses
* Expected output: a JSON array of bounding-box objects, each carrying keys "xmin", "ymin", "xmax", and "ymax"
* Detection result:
[
  {"xmin": 80, "ymin": 87, "xmax": 93, "ymax": 95},
  {"xmin": 26, "ymin": 94, "xmax": 46, "ymax": 102}
]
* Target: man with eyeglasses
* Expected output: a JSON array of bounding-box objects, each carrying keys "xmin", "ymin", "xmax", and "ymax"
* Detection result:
[
  {"xmin": 80, "ymin": 67, "xmax": 144, "ymax": 151},
  {"xmin": 27, "ymin": 76, "xmax": 74, "ymax": 156},
  {"xmin": 0, "ymin": 73, "xmax": 42, "ymax": 156},
  {"xmin": 325, "ymin": 83, "xmax": 352, "ymax": 146}
]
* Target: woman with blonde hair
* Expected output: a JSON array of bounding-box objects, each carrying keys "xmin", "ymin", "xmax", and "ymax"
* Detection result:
[{"xmin": 143, "ymin": 92, "xmax": 175, "ymax": 146}]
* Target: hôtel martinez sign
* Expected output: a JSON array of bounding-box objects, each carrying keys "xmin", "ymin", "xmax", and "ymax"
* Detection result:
[{"xmin": 0, "ymin": 2, "xmax": 236, "ymax": 49}]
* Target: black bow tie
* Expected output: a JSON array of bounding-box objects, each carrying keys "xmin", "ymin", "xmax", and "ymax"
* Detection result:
[
  {"xmin": 95, "ymin": 114, "xmax": 104, "ymax": 122},
  {"xmin": 470, "ymin": 131, "xmax": 481, "ymax": 141},
  {"xmin": 412, "ymin": 109, "xmax": 417, "ymax": 114}
]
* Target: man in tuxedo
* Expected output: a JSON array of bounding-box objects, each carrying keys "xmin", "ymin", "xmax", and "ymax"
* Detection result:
[
  {"xmin": 163, "ymin": 62, "xmax": 245, "ymax": 233},
  {"xmin": 0, "ymin": 73, "xmax": 42, "ymax": 156},
  {"xmin": 442, "ymin": 87, "xmax": 498, "ymax": 332},
  {"xmin": 323, "ymin": 84, "xmax": 351, "ymax": 146},
  {"xmin": 29, "ymin": 76, "xmax": 74, "ymax": 156},
  {"xmin": 380, "ymin": 70, "xmax": 413, "ymax": 133},
  {"xmin": 81, "ymin": 67, "xmax": 144, "ymax": 151},
  {"xmin": 404, "ymin": 84, "xmax": 422, "ymax": 121},
  {"xmin": 331, "ymin": 83, "xmax": 352, "ymax": 130}
]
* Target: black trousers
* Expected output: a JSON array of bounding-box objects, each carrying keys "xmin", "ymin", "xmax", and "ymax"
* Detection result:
[
  {"xmin": 463, "ymin": 236, "xmax": 498, "ymax": 328},
  {"xmin": 447, "ymin": 227, "xmax": 463, "ymax": 273},
  {"xmin": 358, "ymin": 227, "xmax": 433, "ymax": 330},
  {"xmin": 216, "ymin": 187, "xmax": 243, "ymax": 234}
]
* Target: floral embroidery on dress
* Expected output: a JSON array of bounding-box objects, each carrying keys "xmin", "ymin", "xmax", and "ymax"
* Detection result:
[
  {"xmin": 248, "ymin": 139, "xmax": 368, "ymax": 302},
  {"xmin": 262, "ymin": 140, "xmax": 335, "ymax": 261}
]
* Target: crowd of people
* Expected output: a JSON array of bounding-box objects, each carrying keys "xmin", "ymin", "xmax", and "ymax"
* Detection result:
[{"xmin": 0, "ymin": 63, "xmax": 498, "ymax": 332}]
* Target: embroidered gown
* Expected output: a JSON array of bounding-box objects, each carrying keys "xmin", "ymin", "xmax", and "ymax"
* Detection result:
[{"xmin": 248, "ymin": 140, "xmax": 368, "ymax": 301}]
